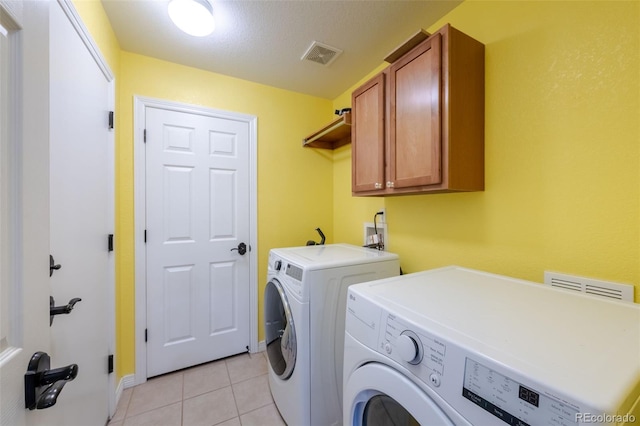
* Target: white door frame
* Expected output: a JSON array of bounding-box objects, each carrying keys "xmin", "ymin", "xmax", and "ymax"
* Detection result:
[
  {"xmin": 133, "ymin": 96, "xmax": 258, "ymax": 385},
  {"xmin": 53, "ymin": 0, "xmax": 117, "ymax": 418}
]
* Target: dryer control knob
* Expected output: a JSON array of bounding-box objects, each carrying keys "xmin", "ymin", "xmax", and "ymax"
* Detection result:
[
  {"xmin": 397, "ymin": 331, "xmax": 423, "ymax": 365},
  {"xmin": 274, "ymin": 260, "xmax": 282, "ymax": 271}
]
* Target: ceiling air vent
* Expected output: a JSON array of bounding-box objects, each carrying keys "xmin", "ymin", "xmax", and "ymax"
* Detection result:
[
  {"xmin": 301, "ymin": 41, "xmax": 343, "ymax": 67},
  {"xmin": 544, "ymin": 271, "xmax": 634, "ymax": 302}
]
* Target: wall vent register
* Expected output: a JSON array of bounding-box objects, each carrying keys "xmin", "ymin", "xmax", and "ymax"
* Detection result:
[{"xmin": 544, "ymin": 271, "xmax": 634, "ymax": 302}]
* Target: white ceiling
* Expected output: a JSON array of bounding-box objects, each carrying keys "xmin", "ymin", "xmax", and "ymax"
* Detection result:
[{"xmin": 101, "ymin": 0, "xmax": 462, "ymax": 99}]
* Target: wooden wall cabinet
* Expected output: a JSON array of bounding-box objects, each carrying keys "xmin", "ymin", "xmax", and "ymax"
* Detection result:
[{"xmin": 351, "ymin": 24, "xmax": 485, "ymax": 196}]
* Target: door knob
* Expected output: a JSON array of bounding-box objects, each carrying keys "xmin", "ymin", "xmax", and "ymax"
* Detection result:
[
  {"xmin": 50, "ymin": 296, "xmax": 82, "ymax": 326},
  {"xmin": 25, "ymin": 352, "xmax": 78, "ymax": 410},
  {"xmin": 230, "ymin": 242, "xmax": 247, "ymax": 255}
]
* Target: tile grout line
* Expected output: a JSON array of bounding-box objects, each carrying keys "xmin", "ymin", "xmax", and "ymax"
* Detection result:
[
  {"xmin": 181, "ymin": 370, "xmax": 185, "ymax": 426},
  {"xmin": 226, "ymin": 359, "xmax": 243, "ymax": 424},
  {"xmin": 124, "ymin": 386, "xmax": 133, "ymax": 419}
]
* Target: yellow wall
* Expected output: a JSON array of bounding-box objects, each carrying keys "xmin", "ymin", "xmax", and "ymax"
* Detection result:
[{"xmin": 333, "ymin": 1, "xmax": 640, "ymax": 297}]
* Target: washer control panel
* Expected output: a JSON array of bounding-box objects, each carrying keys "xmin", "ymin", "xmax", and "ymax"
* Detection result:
[
  {"xmin": 463, "ymin": 358, "xmax": 579, "ymax": 426},
  {"xmin": 377, "ymin": 313, "xmax": 447, "ymax": 387},
  {"xmin": 268, "ymin": 253, "xmax": 303, "ymax": 298},
  {"xmin": 285, "ymin": 263, "xmax": 303, "ymax": 281}
]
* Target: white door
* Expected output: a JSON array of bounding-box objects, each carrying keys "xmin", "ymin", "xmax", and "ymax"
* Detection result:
[
  {"xmin": 48, "ymin": 0, "xmax": 112, "ymax": 424},
  {"xmin": 0, "ymin": 2, "xmax": 53, "ymax": 425},
  {"xmin": 145, "ymin": 106, "xmax": 251, "ymax": 377},
  {"xmin": 0, "ymin": 2, "xmax": 113, "ymax": 424}
]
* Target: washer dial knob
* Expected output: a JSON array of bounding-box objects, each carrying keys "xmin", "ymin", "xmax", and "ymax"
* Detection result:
[
  {"xmin": 274, "ymin": 260, "xmax": 282, "ymax": 271},
  {"xmin": 397, "ymin": 331, "xmax": 423, "ymax": 365}
]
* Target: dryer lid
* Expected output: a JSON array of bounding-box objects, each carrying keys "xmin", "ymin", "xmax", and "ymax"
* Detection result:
[
  {"xmin": 348, "ymin": 266, "xmax": 640, "ymax": 414},
  {"xmin": 271, "ymin": 243, "xmax": 398, "ymax": 271}
]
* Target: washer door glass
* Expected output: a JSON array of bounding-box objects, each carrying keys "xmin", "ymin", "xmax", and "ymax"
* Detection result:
[
  {"xmin": 264, "ymin": 278, "xmax": 296, "ymax": 379},
  {"xmin": 363, "ymin": 395, "xmax": 419, "ymax": 426}
]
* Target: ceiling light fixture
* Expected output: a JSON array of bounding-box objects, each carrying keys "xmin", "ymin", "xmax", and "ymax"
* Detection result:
[{"xmin": 168, "ymin": 0, "xmax": 215, "ymax": 37}]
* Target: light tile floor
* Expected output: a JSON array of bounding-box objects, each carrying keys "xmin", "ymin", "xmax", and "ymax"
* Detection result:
[{"xmin": 108, "ymin": 352, "xmax": 286, "ymax": 426}]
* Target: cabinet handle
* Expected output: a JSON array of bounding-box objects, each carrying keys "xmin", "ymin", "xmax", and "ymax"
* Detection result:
[
  {"xmin": 375, "ymin": 183, "xmax": 382, "ymax": 189},
  {"xmin": 386, "ymin": 181, "xmax": 395, "ymax": 188}
]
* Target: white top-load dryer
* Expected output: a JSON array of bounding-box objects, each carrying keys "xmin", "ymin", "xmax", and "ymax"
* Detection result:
[
  {"xmin": 344, "ymin": 266, "xmax": 640, "ymax": 426},
  {"xmin": 264, "ymin": 244, "xmax": 399, "ymax": 426}
]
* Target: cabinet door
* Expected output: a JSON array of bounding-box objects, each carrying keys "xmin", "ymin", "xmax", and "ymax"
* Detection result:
[
  {"xmin": 389, "ymin": 33, "xmax": 442, "ymax": 189},
  {"xmin": 352, "ymin": 73, "xmax": 385, "ymax": 193}
]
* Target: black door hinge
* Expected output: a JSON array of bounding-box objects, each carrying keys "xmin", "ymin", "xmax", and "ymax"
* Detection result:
[
  {"xmin": 108, "ymin": 234, "xmax": 114, "ymax": 252},
  {"xmin": 107, "ymin": 354, "xmax": 114, "ymax": 374},
  {"xmin": 108, "ymin": 111, "xmax": 114, "ymax": 130},
  {"xmin": 144, "ymin": 230, "xmax": 147, "ymax": 243},
  {"xmin": 143, "ymin": 129, "xmax": 146, "ymax": 143},
  {"xmin": 145, "ymin": 329, "xmax": 148, "ymax": 342}
]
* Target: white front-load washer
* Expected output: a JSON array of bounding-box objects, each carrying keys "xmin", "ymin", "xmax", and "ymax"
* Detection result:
[
  {"xmin": 264, "ymin": 244, "xmax": 399, "ymax": 426},
  {"xmin": 344, "ymin": 266, "xmax": 640, "ymax": 426}
]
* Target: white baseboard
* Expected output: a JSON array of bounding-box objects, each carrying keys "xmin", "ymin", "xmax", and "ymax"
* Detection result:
[
  {"xmin": 111, "ymin": 374, "xmax": 136, "ymax": 420},
  {"xmin": 122, "ymin": 374, "xmax": 136, "ymax": 389},
  {"xmin": 115, "ymin": 374, "xmax": 136, "ymax": 403},
  {"xmin": 114, "ymin": 378, "xmax": 123, "ymax": 402},
  {"xmin": 256, "ymin": 340, "xmax": 265, "ymax": 353}
]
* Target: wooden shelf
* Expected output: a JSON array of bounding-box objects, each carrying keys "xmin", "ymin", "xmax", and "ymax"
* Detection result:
[{"xmin": 302, "ymin": 112, "xmax": 351, "ymax": 149}]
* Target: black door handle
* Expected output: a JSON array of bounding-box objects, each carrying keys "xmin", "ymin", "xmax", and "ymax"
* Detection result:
[
  {"xmin": 50, "ymin": 296, "xmax": 82, "ymax": 326},
  {"xmin": 25, "ymin": 352, "xmax": 78, "ymax": 410},
  {"xmin": 230, "ymin": 242, "xmax": 247, "ymax": 255},
  {"xmin": 49, "ymin": 255, "xmax": 62, "ymax": 277}
]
